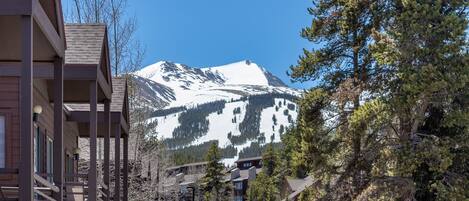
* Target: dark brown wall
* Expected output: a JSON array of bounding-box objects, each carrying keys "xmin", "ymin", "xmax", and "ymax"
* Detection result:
[
  {"xmin": 0, "ymin": 77, "xmax": 80, "ymax": 183},
  {"xmin": 0, "ymin": 77, "xmax": 20, "ymax": 183},
  {"xmin": 33, "ymin": 79, "xmax": 79, "ymax": 164},
  {"xmin": 236, "ymin": 159, "xmax": 262, "ymax": 170},
  {"xmin": 33, "ymin": 79, "xmax": 79, "ymax": 151}
]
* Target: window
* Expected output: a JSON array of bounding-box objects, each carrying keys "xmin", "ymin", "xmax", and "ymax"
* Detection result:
[
  {"xmin": 0, "ymin": 115, "xmax": 5, "ymax": 168},
  {"xmin": 46, "ymin": 137, "xmax": 53, "ymax": 182},
  {"xmin": 65, "ymin": 154, "xmax": 70, "ymax": 182},
  {"xmin": 243, "ymin": 162, "xmax": 252, "ymax": 168},
  {"xmin": 34, "ymin": 126, "xmax": 45, "ymax": 174},
  {"xmin": 68, "ymin": 156, "xmax": 74, "ymax": 174},
  {"xmin": 234, "ymin": 182, "xmax": 243, "ymax": 190},
  {"xmin": 34, "ymin": 126, "xmax": 38, "ymax": 173},
  {"xmin": 65, "ymin": 153, "xmax": 74, "ymax": 182}
]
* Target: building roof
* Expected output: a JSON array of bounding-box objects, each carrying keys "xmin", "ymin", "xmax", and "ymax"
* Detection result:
[
  {"xmin": 166, "ymin": 161, "xmax": 209, "ymax": 171},
  {"xmin": 66, "ymin": 78, "xmax": 127, "ymax": 113},
  {"xmin": 227, "ymin": 168, "xmax": 262, "ymax": 182},
  {"xmin": 284, "ymin": 176, "xmax": 315, "ymax": 200},
  {"xmin": 237, "ymin": 168, "xmax": 262, "ymax": 181},
  {"xmin": 235, "ymin": 156, "xmax": 262, "ymax": 163},
  {"xmin": 109, "ymin": 78, "xmax": 127, "ymax": 112},
  {"xmin": 181, "ymin": 173, "xmax": 205, "ymax": 185},
  {"xmin": 64, "ymin": 24, "xmax": 106, "ymax": 65}
]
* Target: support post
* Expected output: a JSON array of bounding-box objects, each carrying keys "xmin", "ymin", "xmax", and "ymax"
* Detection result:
[
  {"xmin": 114, "ymin": 125, "xmax": 121, "ymax": 201},
  {"xmin": 89, "ymin": 81, "xmax": 98, "ymax": 201},
  {"xmin": 19, "ymin": 15, "xmax": 34, "ymax": 201},
  {"xmin": 53, "ymin": 57, "xmax": 64, "ymax": 201},
  {"xmin": 103, "ymin": 100, "xmax": 111, "ymax": 201},
  {"xmin": 123, "ymin": 136, "xmax": 128, "ymax": 201}
]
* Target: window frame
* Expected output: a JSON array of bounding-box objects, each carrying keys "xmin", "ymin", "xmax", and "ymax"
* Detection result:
[
  {"xmin": 0, "ymin": 109, "xmax": 14, "ymax": 180},
  {"xmin": 65, "ymin": 151, "xmax": 75, "ymax": 182},
  {"xmin": 46, "ymin": 136, "xmax": 53, "ymax": 182},
  {"xmin": 34, "ymin": 124, "xmax": 40, "ymax": 173},
  {"xmin": 234, "ymin": 181, "xmax": 243, "ymax": 190},
  {"xmin": 0, "ymin": 110, "xmax": 12, "ymax": 169},
  {"xmin": 0, "ymin": 114, "xmax": 5, "ymax": 168}
]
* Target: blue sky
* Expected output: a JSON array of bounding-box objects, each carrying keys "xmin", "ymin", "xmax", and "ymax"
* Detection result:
[
  {"xmin": 127, "ymin": 0, "xmax": 315, "ymax": 89},
  {"xmin": 63, "ymin": 0, "xmax": 315, "ymax": 88}
]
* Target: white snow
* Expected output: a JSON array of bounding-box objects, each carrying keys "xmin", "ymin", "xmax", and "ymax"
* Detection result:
[
  {"xmin": 191, "ymin": 101, "xmax": 248, "ymax": 147},
  {"xmin": 259, "ymin": 98, "xmax": 298, "ymax": 144},
  {"xmin": 203, "ymin": 60, "xmax": 269, "ymax": 86},
  {"xmin": 221, "ymin": 158, "xmax": 237, "ymax": 167},
  {"xmin": 135, "ymin": 60, "xmax": 301, "ymax": 109},
  {"xmin": 149, "ymin": 98, "xmax": 298, "ymax": 165},
  {"xmin": 221, "ymin": 139, "xmax": 258, "ymax": 167},
  {"xmin": 150, "ymin": 112, "xmax": 181, "ymax": 139},
  {"xmin": 134, "ymin": 60, "xmax": 302, "ymax": 166}
]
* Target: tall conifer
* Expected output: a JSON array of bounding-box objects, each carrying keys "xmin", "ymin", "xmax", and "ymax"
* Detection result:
[
  {"xmin": 201, "ymin": 143, "xmax": 228, "ymax": 200},
  {"xmin": 289, "ymin": 0, "xmax": 468, "ymax": 200}
]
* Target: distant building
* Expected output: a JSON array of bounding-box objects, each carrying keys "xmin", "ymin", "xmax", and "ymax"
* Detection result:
[
  {"xmin": 162, "ymin": 156, "xmax": 264, "ymax": 201},
  {"xmin": 228, "ymin": 156, "xmax": 263, "ymax": 200},
  {"xmin": 166, "ymin": 161, "xmax": 208, "ymax": 176},
  {"xmin": 177, "ymin": 173, "xmax": 205, "ymax": 201},
  {"xmin": 161, "ymin": 162, "xmax": 208, "ymax": 200},
  {"xmin": 162, "ymin": 156, "xmax": 317, "ymax": 200},
  {"xmin": 228, "ymin": 166, "xmax": 260, "ymax": 201},
  {"xmin": 235, "ymin": 156, "xmax": 262, "ymax": 170}
]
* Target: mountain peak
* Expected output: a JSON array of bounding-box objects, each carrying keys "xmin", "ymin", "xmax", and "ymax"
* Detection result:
[
  {"xmin": 136, "ymin": 59, "xmax": 288, "ymax": 89},
  {"xmin": 136, "ymin": 60, "xmax": 188, "ymax": 78},
  {"xmin": 203, "ymin": 60, "xmax": 287, "ymax": 87},
  {"xmin": 201, "ymin": 60, "xmax": 268, "ymax": 86},
  {"xmin": 228, "ymin": 59, "xmax": 254, "ymax": 66}
]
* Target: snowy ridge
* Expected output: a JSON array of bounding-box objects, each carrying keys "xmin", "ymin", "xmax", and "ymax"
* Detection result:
[
  {"xmin": 134, "ymin": 60, "xmax": 300, "ymax": 108},
  {"xmin": 203, "ymin": 60, "xmax": 269, "ymax": 86},
  {"xmin": 132, "ymin": 60, "xmax": 301, "ymax": 166}
]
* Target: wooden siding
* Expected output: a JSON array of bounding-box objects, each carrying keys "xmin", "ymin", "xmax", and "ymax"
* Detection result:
[
  {"xmin": 33, "ymin": 79, "xmax": 79, "ymax": 153},
  {"xmin": 0, "ymin": 77, "xmax": 20, "ymax": 183},
  {"xmin": 0, "ymin": 77, "xmax": 80, "ymax": 183}
]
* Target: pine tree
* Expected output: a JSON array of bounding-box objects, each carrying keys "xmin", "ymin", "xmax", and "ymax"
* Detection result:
[
  {"xmin": 246, "ymin": 172, "xmax": 278, "ymax": 201},
  {"xmin": 281, "ymin": 126, "xmax": 305, "ymax": 178},
  {"xmin": 290, "ymin": 0, "xmax": 469, "ymax": 200},
  {"xmin": 247, "ymin": 143, "xmax": 280, "ymax": 201},
  {"xmin": 263, "ymin": 143, "xmax": 278, "ymax": 177},
  {"xmin": 289, "ymin": 0, "xmax": 387, "ymax": 196},
  {"xmin": 201, "ymin": 143, "xmax": 227, "ymax": 200},
  {"xmin": 370, "ymin": 1, "xmax": 469, "ymax": 200}
]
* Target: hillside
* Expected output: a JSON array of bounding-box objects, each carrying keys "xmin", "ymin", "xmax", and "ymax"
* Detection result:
[{"xmin": 132, "ymin": 60, "xmax": 302, "ymax": 165}]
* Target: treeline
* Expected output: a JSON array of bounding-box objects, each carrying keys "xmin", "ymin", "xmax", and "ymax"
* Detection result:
[
  {"xmin": 229, "ymin": 94, "xmax": 297, "ymax": 145},
  {"xmin": 164, "ymin": 100, "xmax": 226, "ymax": 148},
  {"xmin": 151, "ymin": 106, "xmax": 186, "ymax": 117},
  {"xmin": 170, "ymin": 140, "xmax": 237, "ymax": 165},
  {"xmin": 237, "ymin": 142, "xmax": 282, "ymax": 159},
  {"xmin": 163, "ymin": 94, "xmax": 297, "ymax": 149}
]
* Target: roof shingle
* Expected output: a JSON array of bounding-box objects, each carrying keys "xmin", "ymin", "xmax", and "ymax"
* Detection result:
[
  {"xmin": 66, "ymin": 78, "xmax": 127, "ymax": 113},
  {"xmin": 64, "ymin": 24, "xmax": 106, "ymax": 65}
]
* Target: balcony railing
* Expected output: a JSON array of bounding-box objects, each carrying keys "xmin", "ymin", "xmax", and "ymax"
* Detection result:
[
  {"xmin": 0, "ymin": 168, "xmax": 60, "ymax": 201},
  {"xmin": 65, "ymin": 173, "xmax": 109, "ymax": 201}
]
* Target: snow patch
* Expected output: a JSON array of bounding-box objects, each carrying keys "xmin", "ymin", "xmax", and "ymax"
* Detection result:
[
  {"xmin": 191, "ymin": 101, "xmax": 248, "ymax": 147},
  {"xmin": 203, "ymin": 60, "xmax": 269, "ymax": 86},
  {"xmin": 259, "ymin": 98, "xmax": 298, "ymax": 144},
  {"xmin": 151, "ymin": 112, "xmax": 181, "ymax": 139}
]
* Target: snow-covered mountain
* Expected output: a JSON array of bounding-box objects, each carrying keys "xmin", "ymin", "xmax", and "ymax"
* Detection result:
[{"xmin": 132, "ymin": 60, "xmax": 301, "ymax": 165}]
